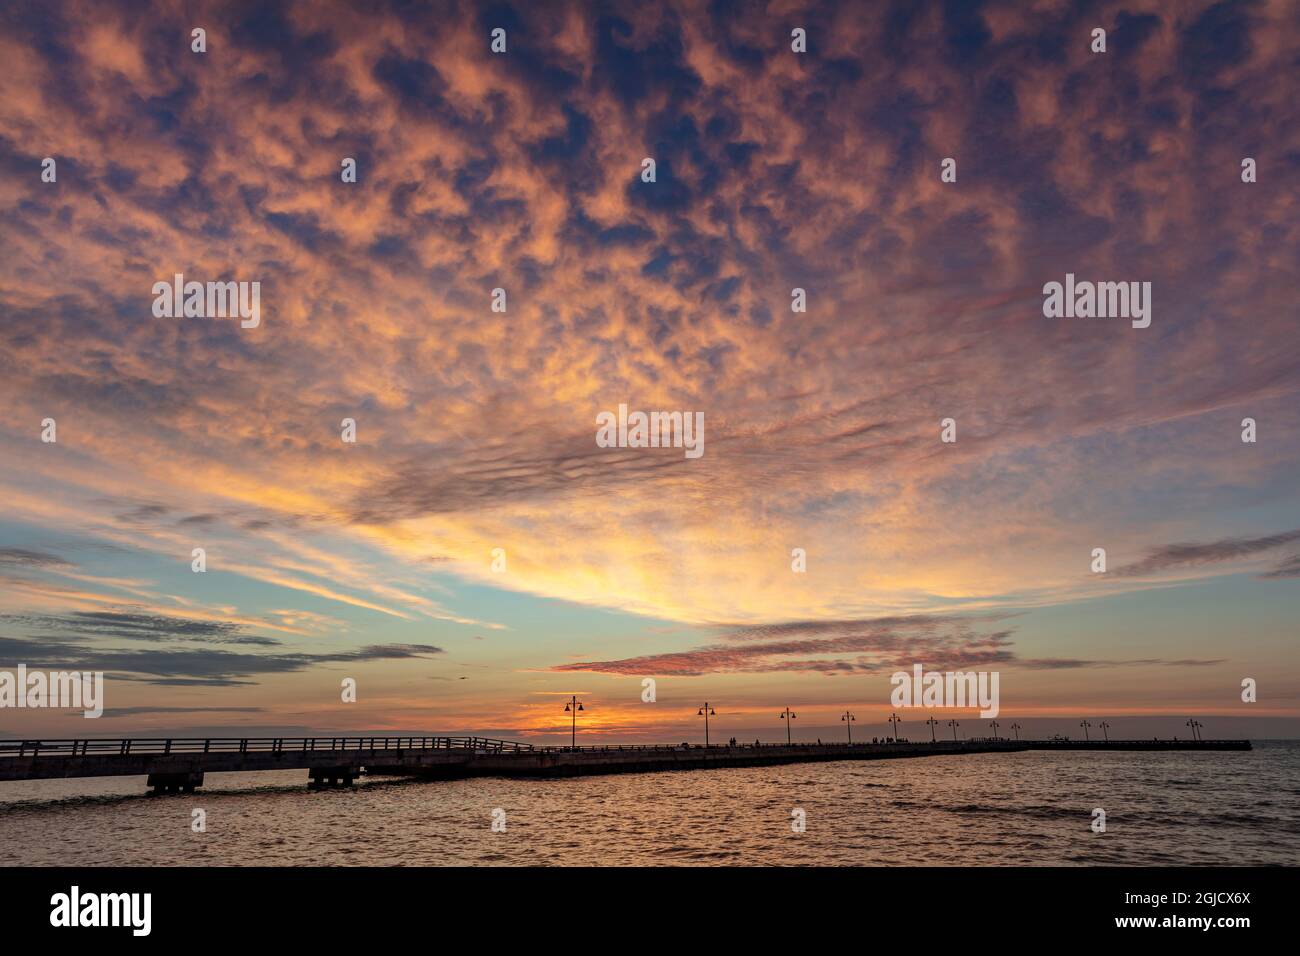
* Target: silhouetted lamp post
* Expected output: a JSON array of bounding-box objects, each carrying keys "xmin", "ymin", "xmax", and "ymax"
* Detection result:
[
  {"xmin": 1186, "ymin": 719, "xmax": 1203, "ymax": 742},
  {"xmin": 889, "ymin": 712, "xmax": 902, "ymax": 741},
  {"xmin": 926, "ymin": 716, "xmax": 939, "ymax": 743},
  {"xmin": 1010, "ymin": 722, "xmax": 1022, "ymax": 741},
  {"xmin": 948, "ymin": 719, "xmax": 960, "ymax": 742},
  {"xmin": 1099, "ymin": 720, "xmax": 1111, "ymax": 743},
  {"xmin": 841, "ymin": 710, "xmax": 855, "ymax": 744},
  {"xmin": 697, "ymin": 702, "xmax": 716, "ymax": 747},
  {"xmin": 779, "ymin": 707, "xmax": 797, "ymax": 745},
  {"xmin": 1080, "ymin": 719, "xmax": 1091, "ymax": 742},
  {"xmin": 564, "ymin": 695, "xmax": 584, "ymax": 750},
  {"xmin": 989, "ymin": 719, "xmax": 1000, "ymax": 740}
]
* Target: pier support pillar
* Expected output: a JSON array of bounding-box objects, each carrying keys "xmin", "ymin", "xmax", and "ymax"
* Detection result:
[
  {"xmin": 308, "ymin": 767, "xmax": 357, "ymax": 790},
  {"xmin": 146, "ymin": 771, "xmax": 204, "ymax": 795}
]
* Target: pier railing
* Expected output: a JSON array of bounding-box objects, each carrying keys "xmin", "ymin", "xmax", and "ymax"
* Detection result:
[
  {"xmin": 534, "ymin": 740, "xmax": 980, "ymax": 752},
  {"xmin": 0, "ymin": 736, "xmax": 1250, "ymax": 761},
  {"xmin": 0, "ymin": 735, "xmax": 1251, "ymax": 789},
  {"xmin": 0, "ymin": 736, "xmax": 534, "ymax": 759},
  {"xmin": 1024, "ymin": 737, "xmax": 1250, "ymax": 748}
]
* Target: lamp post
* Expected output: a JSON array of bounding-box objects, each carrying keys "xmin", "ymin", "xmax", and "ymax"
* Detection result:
[
  {"xmin": 926, "ymin": 716, "xmax": 939, "ymax": 743},
  {"xmin": 1080, "ymin": 719, "xmax": 1091, "ymax": 742},
  {"xmin": 1186, "ymin": 719, "xmax": 1203, "ymax": 742},
  {"xmin": 889, "ymin": 712, "xmax": 902, "ymax": 742},
  {"xmin": 841, "ymin": 710, "xmax": 855, "ymax": 744},
  {"xmin": 563, "ymin": 695, "xmax": 584, "ymax": 750},
  {"xmin": 988, "ymin": 719, "xmax": 1000, "ymax": 740},
  {"xmin": 1010, "ymin": 722, "xmax": 1022, "ymax": 741},
  {"xmin": 948, "ymin": 719, "xmax": 960, "ymax": 742},
  {"xmin": 697, "ymin": 702, "xmax": 716, "ymax": 747},
  {"xmin": 779, "ymin": 707, "xmax": 797, "ymax": 745},
  {"xmin": 1099, "ymin": 721, "xmax": 1111, "ymax": 743}
]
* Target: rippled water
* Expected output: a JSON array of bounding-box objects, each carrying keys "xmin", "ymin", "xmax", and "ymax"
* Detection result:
[{"xmin": 2, "ymin": 742, "xmax": 1297, "ymax": 866}]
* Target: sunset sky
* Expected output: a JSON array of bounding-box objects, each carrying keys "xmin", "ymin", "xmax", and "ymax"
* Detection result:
[{"xmin": 1, "ymin": 0, "xmax": 1298, "ymax": 743}]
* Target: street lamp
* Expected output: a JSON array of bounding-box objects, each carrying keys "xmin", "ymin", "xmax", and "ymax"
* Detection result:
[
  {"xmin": 926, "ymin": 716, "xmax": 939, "ymax": 743},
  {"xmin": 1080, "ymin": 719, "xmax": 1091, "ymax": 742},
  {"xmin": 1010, "ymin": 722, "xmax": 1022, "ymax": 741},
  {"xmin": 563, "ymin": 695, "xmax": 584, "ymax": 750},
  {"xmin": 779, "ymin": 707, "xmax": 797, "ymax": 745},
  {"xmin": 841, "ymin": 710, "xmax": 855, "ymax": 745},
  {"xmin": 988, "ymin": 719, "xmax": 1000, "ymax": 740},
  {"xmin": 948, "ymin": 719, "xmax": 960, "ymax": 742},
  {"xmin": 1099, "ymin": 721, "xmax": 1111, "ymax": 743},
  {"xmin": 697, "ymin": 702, "xmax": 716, "ymax": 747},
  {"xmin": 889, "ymin": 712, "xmax": 902, "ymax": 742},
  {"xmin": 1186, "ymin": 719, "xmax": 1203, "ymax": 742}
]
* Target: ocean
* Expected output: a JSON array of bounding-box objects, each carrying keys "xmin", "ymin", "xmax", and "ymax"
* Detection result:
[{"xmin": 2, "ymin": 742, "xmax": 1297, "ymax": 866}]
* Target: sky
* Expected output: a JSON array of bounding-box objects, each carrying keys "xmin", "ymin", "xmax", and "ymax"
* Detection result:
[{"xmin": 1, "ymin": 0, "xmax": 1298, "ymax": 743}]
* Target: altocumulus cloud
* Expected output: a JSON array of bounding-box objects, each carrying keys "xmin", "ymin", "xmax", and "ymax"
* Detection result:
[{"xmin": 0, "ymin": 635, "xmax": 444, "ymax": 687}]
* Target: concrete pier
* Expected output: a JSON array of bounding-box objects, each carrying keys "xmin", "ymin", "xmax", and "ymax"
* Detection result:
[
  {"xmin": 0, "ymin": 736, "xmax": 501, "ymax": 789},
  {"xmin": 457, "ymin": 739, "xmax": 1020, "ymax": 778},
  {"xmin": 0, "ymin": 734, "xmax": 1253, "ymax": 794},
  {"xmin": 308, "ymin": 766, "xmax": 358, "ymax": 789},
  {"xmin": 146, "ymin": 771, "xmax": 204, "ymax": 795}
]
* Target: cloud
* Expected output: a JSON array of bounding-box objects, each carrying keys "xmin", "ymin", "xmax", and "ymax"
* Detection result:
[
  {"xmin": 1260, "ymin": 554, "xmax": 1300, "ymax": 579},
  {"xmin": 548, "ymin": 614, "xmax": 1230, "ymax": 677},
  {"xmin": 0, "ymin": 634, "xmax": 444, "ymax": 686},
  {"xmin": 176, "ymin": 513, "xmax": 219, "ymax": 527},
  {"xmin": 99, "ymin": 705, "xmax": 265, "ymax": 717},
  {"xmin": 1016, "ymin": 658, "xmax": 1226, "ymax": 669},
  {"xmin": 2, "ymin": 610, "xmax": 282, "ymax": 645},
  {"xmin": 1115, "ymin": 529, "xmax": 1300, "ymax": 578},
  {"xmin": 0, "ymin": 0, "xmax": 1297, "ymax": 635},
  {"xmin": 0, "ymin": 548, "xmax": 71, "ymax": 568},
  {"xmin": 549, "ymin": 615, "xmax": 1015, "ymax": 676}
]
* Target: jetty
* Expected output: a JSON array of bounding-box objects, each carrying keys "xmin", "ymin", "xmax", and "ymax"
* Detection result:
[{"xmin": 0, "ymin": 734, "xmax": 1252, "ymax": 794}]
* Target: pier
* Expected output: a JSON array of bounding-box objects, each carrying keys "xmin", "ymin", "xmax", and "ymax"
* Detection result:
[{"xmin": 0, "ymin": 734, "xmax": 1252, "ymax": 793}]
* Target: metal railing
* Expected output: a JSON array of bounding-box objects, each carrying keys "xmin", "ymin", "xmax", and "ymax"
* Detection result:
[
  {"xmin": 0, "ymin": 736, "xmax": 1247, "ymax": 760},
  {"xmin": 2, "ymin": 738, "xmax": 899, "ymax": 758},
  {"xmin": 1025, "ymin": 738, "xmax": 1250, "ymax": 747},
  {"xmin": 532, "ymin": 740, "xmax": 972, "ymax": 753},
  {"xmin": 0, "ymin": 736, "xmax": 534, "ymax": 759}
]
